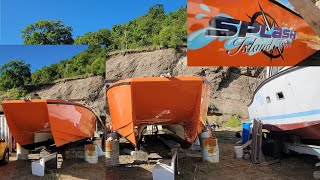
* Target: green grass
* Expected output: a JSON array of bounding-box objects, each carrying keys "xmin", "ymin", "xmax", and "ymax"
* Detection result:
[
  {"xmin": 0, "ymin": 88, "xmax": 27, "ymax": 102},
  {"xmin": 225, "ymin": 116, "xmax": 242, "ymax": 128},
  {"xmin": 0, "ymin": 88, "xmax": 27, "ymax": 112}
]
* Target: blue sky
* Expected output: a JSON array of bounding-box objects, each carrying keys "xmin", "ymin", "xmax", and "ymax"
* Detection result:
[
  {"xmin": 279, "ymin": 0, "xmax": 294, "ymax": 9},
  {"xmin": 0, "ymin": 0, "xmax": 186, "ymax": 45},
  {"xmin": 0, "ymin": 45, "xmax": 88, "ymax": 72}
]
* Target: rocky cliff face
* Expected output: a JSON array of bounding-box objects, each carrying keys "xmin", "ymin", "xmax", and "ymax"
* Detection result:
[
  {"xmin": 30, "ymin": 76, "xmax": 106, "ymax": 121},
  {"xmin": 106, "ymin": 48, "xmax": 265, "ymax": 121}
]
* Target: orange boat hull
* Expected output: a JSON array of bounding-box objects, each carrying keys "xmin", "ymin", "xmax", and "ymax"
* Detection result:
[
  {"xmin": 107, "ymin": 77, "xmax": 210, "ymax": 147},
  {"xmin": 2, "ymin": 100, "xmax": 96, "ymax": 149}
]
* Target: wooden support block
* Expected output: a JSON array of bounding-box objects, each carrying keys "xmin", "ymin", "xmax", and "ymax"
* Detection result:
[
  {"xmin": 57, "ymin": 154, "xmax": 63, "ymax": 169},
  {"xmin": 28, "ymin": 154, "xmax": 42, "ymax": 160}
]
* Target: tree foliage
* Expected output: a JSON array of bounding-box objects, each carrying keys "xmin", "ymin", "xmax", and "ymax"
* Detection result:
[
  {"xmin": 31, "ymin": 46, "xmax": 107, "ymax": 84},
  {"xmin": 74, "ymin": 29, "xmax": 112, "ymax": 46},
  {"xmin": 0, "ymin": 61, "xmax": 31, "ymax": 91},
  {"xmin": 75, "ymin": 4, "xmax": 186, "ymax": 50},
  {"xmin": 21, "ymin": 20, "xmax": 74, "ymax": 45}
]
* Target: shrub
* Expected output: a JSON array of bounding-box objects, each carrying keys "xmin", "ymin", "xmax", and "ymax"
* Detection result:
[{"xmin": 226, "ymin": 116, "xmax": 242, "ymax": 128}]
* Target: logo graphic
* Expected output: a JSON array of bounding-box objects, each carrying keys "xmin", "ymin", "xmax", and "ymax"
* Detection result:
[{"xmin": 188, "ymin": 2, "xmax": 297, "ymax": 61}]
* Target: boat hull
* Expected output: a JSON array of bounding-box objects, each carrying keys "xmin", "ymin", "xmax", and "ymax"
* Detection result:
[
  {"xmin": 107, "ymin": 77, "xmax": 210, "ymax": 147},
  {"xmin": 2, "ymin": 100, "xmax": 96, "ymax": 149},
  {"xmin": 248, "ymin": 67, "xmax": 320, "ymax": 141}
]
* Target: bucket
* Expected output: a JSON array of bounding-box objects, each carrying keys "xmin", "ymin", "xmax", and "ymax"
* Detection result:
[
  {"xmin": 105, "ymin": 140, "xmax": 120, "ymax": 167},
  {"xmin": 94, "ymin": 137, "xmax": 102, "ymax": 147},
  {"xmin": 199, "ymin": 133, "xmax": 219, "ymax": 163},
  {"xmin": 242, "ymin": 122, "xmax": 252, "ymax": 144},
  {"xmin": 85, "ymin": 144, "xmax": 98, "ymax": 164},
  {"xmin": 234, "ymin": 145, "xmax": 243, "ymax": 158},
  {"xmin": 93, "ymin": 138, "xmax": 104, "ymax": 157},
  {"xmin": 106, "ymin": 132, "xmax": 118, "ymax": 140},
  {"xmin": 199, "ymin": 131, "xmax": 210, "ymax": 139}
]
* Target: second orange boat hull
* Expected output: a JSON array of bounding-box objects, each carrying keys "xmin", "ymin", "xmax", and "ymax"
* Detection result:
[{"xmin": 2, "ymin": 100, "xmax": 96, "ymax": 149}]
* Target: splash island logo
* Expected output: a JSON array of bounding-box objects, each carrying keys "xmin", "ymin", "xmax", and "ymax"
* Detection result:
[{"xmin": 188, "ymin": 3, "xmax": 297, "ymax": 61}]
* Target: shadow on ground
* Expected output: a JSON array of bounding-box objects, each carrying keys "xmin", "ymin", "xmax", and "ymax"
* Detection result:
[{"xmin": 1, "ymin": 131, "xmax": 319, "ymax": 180}]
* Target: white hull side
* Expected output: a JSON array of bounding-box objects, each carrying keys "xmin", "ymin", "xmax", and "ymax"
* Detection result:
[{"xmin": 248, "ymin": 67, "xmax": 320, "ymax": 129}]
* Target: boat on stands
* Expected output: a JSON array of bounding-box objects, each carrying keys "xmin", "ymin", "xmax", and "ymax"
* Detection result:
[
  {"xmin": 241, "ymin": 1, "xmax": 320, "ymax": 143},
  {"xmin": 248, "ymin": 65, "xmax": 320, "ymax": 144},
  {"xmin": 106, "ymin": 76, "xmax": 210, "ymax": 147},
  {"xmin": 2, "ymin": 100, "xmax": 97, "ymax": 149}
]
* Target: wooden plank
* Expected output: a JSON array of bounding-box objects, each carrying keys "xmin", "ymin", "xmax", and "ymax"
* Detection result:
[
  {"xmin": 242, "ymin": 140, "xmax": 252, "ymax": 149},
  {"xmin": 289, "ymin": 0, "xmax": 320, "ymax": 36},
  {"xmin": 251, "ymin": 120, "xmax": 264, "ymax": 164},
  {"xmin": 251, "ymin": 120, "xmax": 258, "ymax": 163},
  {"xmin": 28, "ymin": 154, "xmax": 42, "ymax": 160}
]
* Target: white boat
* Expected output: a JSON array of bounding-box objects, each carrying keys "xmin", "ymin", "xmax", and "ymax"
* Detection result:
[{"xmin": 248, "ymin": 64, "xmax": 320, "ymax": 142}]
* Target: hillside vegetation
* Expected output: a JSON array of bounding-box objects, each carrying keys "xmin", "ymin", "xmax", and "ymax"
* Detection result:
[
  {"xmin": 76, "ymin": 4, "xmax": 187, "ymax": 50},
  {"xmin": 31, "ymin": 46, "xmax": 106, "ymax": 85}
]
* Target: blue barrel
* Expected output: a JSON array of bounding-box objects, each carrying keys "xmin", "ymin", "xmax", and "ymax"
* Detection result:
[{"xmin": 242, "ymin": 122, "xmax": 252, "ymax": 144}]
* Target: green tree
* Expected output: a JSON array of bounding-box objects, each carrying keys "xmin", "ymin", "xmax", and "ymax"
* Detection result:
[
  {"xmin": 110, "ymin": 25, "xmax": 126, "ymax": 50},
  {"xmin": 0, "ymin": 61, "xmax": 31, "ymax": 90},
  {"xmin": 107, "ymin": 4, "xmax": 186, "ymax": 51},
  {"xmin": 21, "ymin": 20, "xmax": 74, "ymax": 45},
  {"xmin": 31, "ymin": 64, "xmax": 61, "ymax": 84},
  {"xmin": 74, "ymin": 29, "xmax": 112, "ymax": 46},
  {"xmin": 159, "ymin": 7, "xmax": 187, "ymax": 48}
]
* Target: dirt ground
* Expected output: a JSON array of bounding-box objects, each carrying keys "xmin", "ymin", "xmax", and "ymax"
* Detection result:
[
  {"xmin": 1, "ymin": 131, "xmax": 319, "ymax": 180},
  {"xmin": 0, "ymin": 156, "xmax": 106, "ymax": 180},
  {"xmin": 109, "ymin": 132, "xmax": 318, "ymax": 180}
]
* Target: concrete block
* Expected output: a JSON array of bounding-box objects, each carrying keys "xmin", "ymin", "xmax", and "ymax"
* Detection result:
[{"xmin": 131, "ymin": 150, "xmax": 148, "ymax": 162}]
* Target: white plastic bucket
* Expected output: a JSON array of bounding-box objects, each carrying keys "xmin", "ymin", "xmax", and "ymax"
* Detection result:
[{"xmin": 234, "ymin": 146, "xmax": 243, "ymax": 158}]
